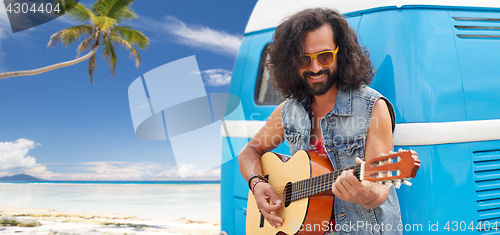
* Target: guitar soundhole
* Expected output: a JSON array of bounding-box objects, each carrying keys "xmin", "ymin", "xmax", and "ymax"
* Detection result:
[{"xmin": 283, "ymin": 182, "xmax": 292, "ymax": 207}]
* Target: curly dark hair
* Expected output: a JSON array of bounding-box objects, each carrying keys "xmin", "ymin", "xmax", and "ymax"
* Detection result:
[{"xmin": 268, "ymin": 8, "xmax": 375, "ymax": 102}]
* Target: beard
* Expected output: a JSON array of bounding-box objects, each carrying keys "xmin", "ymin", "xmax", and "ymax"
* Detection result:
[{"xmin": 301, "ymin": 68, "xmax": 338, "ymax": 96}]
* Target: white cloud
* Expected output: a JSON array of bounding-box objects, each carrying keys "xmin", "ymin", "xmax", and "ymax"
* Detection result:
[
  {"xmin": 25, "ymin": 165, "xmax": 51, "ymax": 174},
  {"xmin": 201, "ymin": 69, "xmax": 232, "ymax": 86},
  {"xmin": 162, "ymin": 163, "xmax": 220, "ymax": 180},
  {"xmin": 0, "ymin": 138, "xmax": 220, "ymax": 181},
  {"xmin": 0, "ymin": 1, "xmax": 10, "ymax": 33},
  {"xmin": 0, "ymin": 138, "xmax": 52, "ymax": 176},
  {"xmin": 186, "ymin": 165, "xmax": 221, "ymax": 179},
  {"xmin": 0, "ymin": 138, "xmax": 39, "ymax": 170},
  {"xmin": 33, "ymin": 161, "xmax": 220, "ymax": 181},
  {"xmin": 0, "ymin": 0, "xmax": 11, "ymax": 71},
  {"xmin": 177, "ymin": 163, "xmax": 198, "ymax": 176},
  {"xmin": 133, "ymin": 15, "xmax": 242, "ymax": 57},
  {"xmin": 0, "ymin": 171, "xmax": 12, "ymax": 177},
  {"xmin": 28, "ymin": 161, "xmax": 156, "ymax": 181},
  {"xmin": 82, "ymin": 161, "xmax": 159, "ymax": 176}
]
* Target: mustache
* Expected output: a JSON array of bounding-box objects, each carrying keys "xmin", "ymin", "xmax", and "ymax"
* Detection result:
[{"xmin": 303, "ymin": 69, "xmax": 330, "ymax": 78}]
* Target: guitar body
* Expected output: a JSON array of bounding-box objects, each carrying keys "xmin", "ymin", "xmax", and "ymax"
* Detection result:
[{"xmin": 246, "ymin": 150, "xmax": 334, "ymax": 235}]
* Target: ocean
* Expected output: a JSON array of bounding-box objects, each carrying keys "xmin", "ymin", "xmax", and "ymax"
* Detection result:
[{"xmin": 0, "ymin": 181, "xmax": 221, "ymax": 221}]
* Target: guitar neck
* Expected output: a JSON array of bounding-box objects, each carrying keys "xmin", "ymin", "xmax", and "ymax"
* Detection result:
[{"xmin": 289, "ymin": 164, "xmax": 363, "ymax": 202}]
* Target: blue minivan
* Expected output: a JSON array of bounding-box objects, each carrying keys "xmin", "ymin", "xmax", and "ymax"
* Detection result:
[{"xmin": 221, "ymin": 1, "xmax": 500, "ymax": 234}]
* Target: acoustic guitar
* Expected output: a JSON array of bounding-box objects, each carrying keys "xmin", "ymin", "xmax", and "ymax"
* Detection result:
[{"xmin": 246, "ymin": 149, "xmax": 420, "ymax": 235}]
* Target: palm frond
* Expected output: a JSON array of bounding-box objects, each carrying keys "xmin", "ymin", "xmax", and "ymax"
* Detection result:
[
  {"xmin": 92, "ymin": 0, "xmax": 136, "ymax": 22},
  {"xmin": 102, "ymin": 36, "xmax": 118, "ymax": 78},
  {"xmin": 76, "ymin": 36, "xmax": 95, "ymax": 58},
  {"xmin": 88, "ymin": 52, "xmax": 97, "ymax": 85},
  {"xmin": 63, "ymin": 2, "xmax": 96, "ymax": 23},
  {"xmin": 40, "ymin": 0, "xmax": 148, "ymax": 84},
  {"xmin": 117, "ymin": 8, "xmax": 138, "ymax": 22},
  {"xmin": 114, "ymin": 26, "xmax": 149, "ymax": 50},
  {"xmin": 109, "ymin": 32, "xmax": 141, "ymax": 67},
  {"xmin": 93, "ymin": 16, "xmax": 117, "ymax": 33},
  {"xmin": 47, "ymin": 24, "xmax": 94, "ymax": 48}
]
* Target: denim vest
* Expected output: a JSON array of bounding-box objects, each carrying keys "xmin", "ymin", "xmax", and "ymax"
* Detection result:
[{"xmin": 281, "ymin": 85, "xmax": 403, "ymax": 235}]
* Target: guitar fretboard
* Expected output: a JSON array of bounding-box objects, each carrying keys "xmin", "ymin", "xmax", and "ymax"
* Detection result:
[{"xmin": 289, "ymin": 165, "xmax": 361, "ymax": 202}]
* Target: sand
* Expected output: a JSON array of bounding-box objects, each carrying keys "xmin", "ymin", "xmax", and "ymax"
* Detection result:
[
  {"xmin": 0, "ymin": 183, "xmax": 222, "ymax": 235},
  {"xmin": 0, "ymin": 206, "xmax": 220, "ymax": 235}
]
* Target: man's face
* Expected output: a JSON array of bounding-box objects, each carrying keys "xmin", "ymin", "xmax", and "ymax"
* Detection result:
[{"xmin": 298, "ymin": 24, "xmax": 338, "ymax": 96}]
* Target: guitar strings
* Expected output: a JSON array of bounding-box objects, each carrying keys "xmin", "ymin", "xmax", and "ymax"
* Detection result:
[
  {"xmin": 279, "ymin": 169, "xmax": 395, "ymax": 201},
  {"xmin": 275, "ymin": 171, "xmax": 378, "ymax": 197},
  {"xmin": 268, "ymin": 164, "xmax": 372, "ymax": 201},
  {"xmin": 281, "ymin": 165, "xmax": 363, "ymax": 198},
  {"xmin": 277, "ymin": 173, "xmax": 374, "ymax": 202},
  {"xmin": 271, "ymin": 175, "xmax": 373, "ymax": 204},
  {"xmin": 269, "ymin": 165, "xmax": 361, "ymax": 190}
]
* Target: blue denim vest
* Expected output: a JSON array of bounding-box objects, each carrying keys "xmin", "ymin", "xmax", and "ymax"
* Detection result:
[{"xmin": 281, "ymin": 85, "xmax": 403, "ymax": 235}]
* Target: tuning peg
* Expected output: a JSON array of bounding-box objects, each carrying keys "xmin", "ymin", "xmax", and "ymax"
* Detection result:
[
  {"xmin": 402, "ymin": 179, "xmax": 412, "ymax": 186},
  {"xmin": 398, "ymin": 148, "xmax": 405, "ymax": 153},
  {"xmin": 380, "ymin": 181, "xmax": 392, "ymax": 188},
  {"xmin": 394, "ymin": 179, "xmax": 402, "ymax": 189}
]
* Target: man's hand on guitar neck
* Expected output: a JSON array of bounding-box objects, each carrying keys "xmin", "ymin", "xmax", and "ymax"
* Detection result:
[
  {"xmin": 252, "ymin": 180, "xmax": 284, "ymax": 228},
  {"xmin": 331, "ymin": 157, "xmax": 390, "ymax": 209}
]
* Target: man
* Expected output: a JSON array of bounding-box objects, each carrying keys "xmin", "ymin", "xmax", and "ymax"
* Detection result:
[{"xmin": 238, "ymin": 8, "xmax": 405, "ymax": 235}]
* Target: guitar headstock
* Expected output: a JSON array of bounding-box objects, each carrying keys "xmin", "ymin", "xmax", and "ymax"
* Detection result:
[{"xmin": 362, "ymin": 149, "xmax": 420, "ymax": 188}]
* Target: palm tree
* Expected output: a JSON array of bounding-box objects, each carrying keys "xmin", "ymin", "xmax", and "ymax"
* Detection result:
[{"xmin": 0, "ymin": 0, "xmax": 149, "ymax": 85}]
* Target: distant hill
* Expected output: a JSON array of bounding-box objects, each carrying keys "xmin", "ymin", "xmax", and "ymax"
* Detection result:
[{"xmin": 0, "ymin": 174, "xmax": 48, "ymax": 182}]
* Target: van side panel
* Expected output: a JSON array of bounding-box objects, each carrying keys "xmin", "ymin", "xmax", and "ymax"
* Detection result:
[
  {"xmin": 358, "ymin": 9, "xmax": 473, "ymax": 234},
  {"xmin": 448, "ymin": 11, "xmax": 500, "ymax": 230},
  {"xmin": 395, "ymin": 143, "xmax": 475, "ymax": 233},
  {"xmin": 358, "ymin": 8, "xmax": 500, "ymax": 234},
  {"xmin": 449, "ymin": 10, "xmax": 500, "ymax": 121},
  {"xmin": 358, "ymin": 9, "xmax": 467, "ymax": 123},
  {"xmin": 470, "ymin": 139, "xmax": 500, "ymax": 230}
]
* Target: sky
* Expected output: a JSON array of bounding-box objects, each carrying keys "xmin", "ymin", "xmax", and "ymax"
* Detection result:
[{"xmin": 0, "ymin": 0, "xmax": 258, "ymax": 180}]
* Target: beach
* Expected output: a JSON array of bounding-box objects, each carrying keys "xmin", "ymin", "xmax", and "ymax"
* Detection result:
[{"xmin": 0, "ymin": 183, "xmax": 221, "ymax": 235}]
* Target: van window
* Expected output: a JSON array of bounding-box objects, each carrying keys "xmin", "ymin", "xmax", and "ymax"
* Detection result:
[{"xmin": 255, "ymin": 45, "xmax": 286, "ymax": 105}]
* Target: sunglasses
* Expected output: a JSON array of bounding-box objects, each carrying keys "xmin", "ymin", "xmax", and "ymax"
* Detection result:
[{"xmin": 295, "ymin": 46, "xmax": 339, "ymax": 69}]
